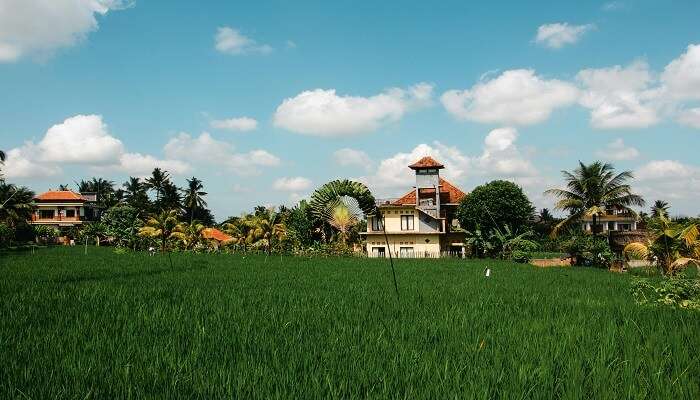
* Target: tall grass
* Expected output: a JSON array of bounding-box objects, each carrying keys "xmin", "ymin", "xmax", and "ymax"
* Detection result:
[{"xmin": 1, "ymin": 247, "xmax": 698, "ymax": 398}]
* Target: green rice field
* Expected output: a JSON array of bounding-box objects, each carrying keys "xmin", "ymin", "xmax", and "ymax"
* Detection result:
[{"xmin": 1, "ymin": 247, "xmax": 699, "ymax": 399}]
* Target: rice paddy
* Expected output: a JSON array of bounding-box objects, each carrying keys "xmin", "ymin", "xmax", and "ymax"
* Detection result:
[{"xmin": 1, "ymin": 247, "xmax": 699, "ymax": 399}]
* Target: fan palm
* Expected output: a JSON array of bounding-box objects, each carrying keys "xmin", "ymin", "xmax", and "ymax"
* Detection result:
[
  {"xmin": 171, "ymin": 221, "xmax": 205, "ymax": 250},
  {"xmin": 0, "ymin": 182, "xmax": 35, "ymax": 227},
  {"xmin": 325, "ymin": 201, "xmax": 358, "ymax": 245},
  {"xmin": 138, "ymin": 209, "xmax": 179, "ymax": 253},
  {"xmin": 545, "ymin": 161, "xmax": 645, "ymax": 237},
  {"xmin": 182, "ymin": 177, "xmax": 208, "ymax": 223},
  {"xmin": 144, "ymin": 168, "xmax": 170, "ymax": 205},
  {"xmin": 624, "ymin": 214, "xmax": 699, "ymax": 275}
]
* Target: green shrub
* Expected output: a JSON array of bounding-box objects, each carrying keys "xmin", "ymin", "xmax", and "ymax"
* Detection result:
[
  {"xmin": 0, "ymin": 223, "xmax": 13, "ymax": 247},
  {"xmin": 561, "ymin": 234, "xmax": 613, "ymax": 268},
  {"xmin": 631, "ymin": 277, "xmax": 700, "ymax": 310}
]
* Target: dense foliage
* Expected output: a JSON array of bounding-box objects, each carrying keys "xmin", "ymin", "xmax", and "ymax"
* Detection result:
[{"xmin": 457, "ymin": 180, "xmax": 534, "ymax": 235}]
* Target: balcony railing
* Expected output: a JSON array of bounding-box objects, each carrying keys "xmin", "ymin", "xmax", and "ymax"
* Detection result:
[{"xmin": 31, "ymin": 215, "xmax": 82, "ymax": 222}]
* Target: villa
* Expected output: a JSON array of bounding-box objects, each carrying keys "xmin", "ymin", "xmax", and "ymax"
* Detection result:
[
  {"xmin": 580, "ymin": 206, "xmax": 639, "ymax": 232},
  {"xmin": 364, "ymin": 156, "xmax": 467, "ymax": 258},
  {"xmin": 30, "ymin": 190, "xmax": 101, "ymax": 230}
]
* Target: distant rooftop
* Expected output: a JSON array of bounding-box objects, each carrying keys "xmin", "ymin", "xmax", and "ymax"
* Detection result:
[
  {"xmin": 408, "ymin": 156, "xmax": 445, "ymax": 170},
  {"xmin": 35, "ymin": 190, "xmax": 87, "ymax": 202}
]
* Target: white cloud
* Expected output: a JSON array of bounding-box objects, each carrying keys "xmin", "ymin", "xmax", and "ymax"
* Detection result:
[
  {"xmin": 576, "ymin": 60, "xmax": 661, "ymax": 129},
  {"xmin": 2, "ymin": 147, "xmax": 60, "ymax": 179},
  {"xmin": 0, "ymin": 0, "xmax": 128, "ymax": 63},
  {"xmin": 441, "ymin": 69, "xmax": 578, "ymax": 125},
  {"xmin": 357, "ymin": 128, "xmax": 538, "ymax": 196},
  {"xmin": 635, "ymin": 160, "xmax": 700, "ymax": 202},
  {"xmin": 210, "ymin": 117, "xmax": 258, "ymax": 132},
  {"xmin": 602, "ymin": 1, "xmax": 624, "ymax": 11},
  {"xmin": 677, "ymin": 107, "xmax": 700, "ymax": 128},
  {"xmin": 117, "ymin": 153, "xmax": 190, "ymax": 176},
  {"xmin": 215, "ymin": 27, "xmax": 272, "ymax": 55},
  {"xmin": 661, "ymin": 44, "xmax": 700, "ymax": 100},
  {"xmin": 535, "ymin": 23, "xmax": 595, "ymax": 49},
  {"xmin": 272, "ymin": 177, "xmax": 312, "ymax": 191},
  {"xmin": 333, "ymin": 148, "xmax": 372, "ymax": 169},
  {"xmin": 273, "ymin": 83, "xmax": 433, "ymax": 136},
  {"xmin": 37, "ymin": 114, "xmax": 124, "ymax": 163},
  {"xmin": 163, "ymin": 132, "xmax": 280, "ymax": 176},
  {"xmin": 595, "ymin": 138, "xmax": 640, "ymax": 160}
]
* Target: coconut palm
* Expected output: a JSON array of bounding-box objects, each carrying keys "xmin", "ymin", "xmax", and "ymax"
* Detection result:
[
  {"xmin": 624, "ymin": 214, "xmax": 699, "ymax": 275},
  {"xmin": 160, "ymin": 181, "xmax": 182, "ymax": 213},
  {"xmin": 0, "ymin": 182, "xmax": 35, "ymax": 227},
  {"xmin": 171, "ymin": 221, "xmax": 205, "ymax": 250},
  {"xmin": 122, "ymin": 177, "xmax": 150, "ymax": 210},
  {"xmin": 138, "ymin": 209, "xmax": 179, "ymax": 253},
  {"xmin": 651, "ymin": 200, "xmax": 670, "ymax": 218},
  {"xmin": 545, "ymin": 161, "xmax": 645, "ymax": 237},
  {"xmin": 144, "ymin": 168, "xmax": 170, "ymax": 205},
  {"xmin": 182, "ymin": 177, "xmax": 208, "ymax": 223}
]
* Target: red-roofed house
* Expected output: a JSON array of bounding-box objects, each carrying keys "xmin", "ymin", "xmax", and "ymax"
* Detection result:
[
  {"xmin": 31, "ymin": 190, "xmax": 96, "ymax": 228},
  {"xmin": 364, "ymin": 157, "xmax": 468, "ymax": 258}
]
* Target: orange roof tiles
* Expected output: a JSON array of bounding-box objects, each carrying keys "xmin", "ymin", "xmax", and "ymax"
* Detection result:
[
  {"xmin": 392, "ymin": 178, "xmax": 466, "ymax": 206},
  {"xmin": 35, "ymin": 191, "xmax": 86, "ymax": 202},
  {"xmin": 408, "ymin": 156, "xmax": 445, "ymax": 169},
  {"xmin": 202, "ymin": 228, "xmax": 232, "ymax": 242}
]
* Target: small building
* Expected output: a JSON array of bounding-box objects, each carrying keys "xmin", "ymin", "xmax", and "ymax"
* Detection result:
[
  {"xmin": 30, "ymin": 190, "xmax": 99, "ymax": 230},
  {"xmin": 580, "ymin": 206, "xmax": 639, "ymax": 232},
  {"xmin": 364, "ymin": 156, "xmax": 467, "ymax": 258}
]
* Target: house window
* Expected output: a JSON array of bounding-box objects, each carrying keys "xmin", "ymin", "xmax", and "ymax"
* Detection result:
[
  {"xmin": 618, "ymin": 223, "xmax": 631, "ymax": 231},
  {"xmin": 399, "ymin": 247, "xmax": 414, "ymax": 258},
  {"xmin": 401, "ymin": 215, "xmax": 414, "ymax": 230},
  {"xmin": 39, "ymin": 210, "xmax": 55, "ymax": 219},
  {"xmin": 65, "ymin": 209, "xmax": 75, "ymax": 218},
  {"xmin": 371, "ymin": 217, "xmax": 383, "ymax": 231},
  {"xmin": 372, "ymin": 247, "xmax": 386, "ymax": 258},
  {"xmin": 608, "ymin": 221, "xmax": 615, "ymax": 231}
]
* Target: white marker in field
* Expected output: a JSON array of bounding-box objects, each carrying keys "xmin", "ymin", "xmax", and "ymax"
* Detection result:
[{"xmin": 484, "ymin": 267, "xmax": 491, "ymax": 277}]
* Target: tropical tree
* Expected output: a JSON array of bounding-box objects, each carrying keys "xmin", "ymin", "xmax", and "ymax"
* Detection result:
[
  {"xmin": 545, "ymin": 161, "xmax": 645, "ymax": 236},
  {"xmin": 0, "ymin": 182, "xmax": 35, "ymax": 227},
  {"xmin": 58, "ymin": 184, "xmax": 70, "ymax": 191},
  {"xmin": 77, "ymin": 177, "xmax": 116, "ymax": 208},
  {"xmin": 171, "ymin": 221, "xmax": 205, "ymax": 250},
  {"xmin": 464, "ymin": 225, "xmax": 492, "ymax": 258},
  {"xmin": 247, "ymin": 210, "xmax": 287, "ymax": 255},
  {"xmin": 138, "ymin": 209, "xmax": 179, "ymax": 253},
  {"xmin": 489, "ymin": 225, "xmax": 537, "ymax": 260},
  {"xmin": 457, "ymin": 180, "xmax": 535, "ymax": 235},
  {"xmin": 325, "ymin": 202, "xmax": 358, "ymax": 245},
  {"xmin": 309, "ymin": 180, "xmax": 376, "ymax": 246},
  {"xmin": 182, "ymin": 177, "xmax": 208, "ymax": 223},
  {"xmin": 159, "ymin": 181, "xmax": 182, "ymax": 213},
  {"xmin": 144, "ymin": 168, "xmax": 170, "ymax": 206},
  {"xmin": 122, "ymin": 177, "xmax": 150, "ymax": 210},
  {"xmin": 651, "ymin": 200, "xmax": 670, "ymax": 219},
  {"xmin": 624, "ymin": 214, "xmax": 699, "ymax": 275},
  {"xmin": 102, "ymin": 205, "xmax": 142, "ymax": 249},
  {"xmin": 80, "ymin": 222, "xmax": 106, "ymax": 246}
]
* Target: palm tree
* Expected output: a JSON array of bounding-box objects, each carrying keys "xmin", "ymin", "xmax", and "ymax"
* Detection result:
[
  {"xmin": 624, "ymin": 214, "xmax": 699, "ymax": 275},
  {"xmin": 182, "ymin": 177, "xmax": 208, "ymax": 223},
  {"xmin": 326, "ymin": 202, "xmax": 358, "ymax": 245},
  {"xmin": 0, "ymin": 182, "xmax": 35, "ymax": 227},
  {"xmin": 122, "ymin": 177, "xmax": 150, "ymax": 209},
  {"xmin": 465, "ymin": 225, "xmax": 491, "ymax": 258},
  {"xmin": 160, "ymin": 181, "xmax": 182, "ymax": 212},
  {"xmin": 58, "ymin": 184, "xmax": 70, "ymax": 191},
  {"xmin": 76, "ymin": 177, "xmax": 116, "ymax": 208},
  {"xmin": 545, "ymin": 161, "xmax": 645, "ymax": 237},
  {"xmin": 539, "ymin": 208, "xmax": 554, "ymax": 223},
  {"xmin": 246, "ymin": 210, "xmax": 286, "ymax": 256},
  {"xmin": 144, "ymin": 168, "xmax": 170, "ymax": 206},
  {"xmin": 138, "ymin": 209, "xmax": 179, "ymax": 253},
  {"xmin": 171, "ymin": 221, "xmax": 205, "ymax": 250},
  {"xmin": 651, "ymin": 200, "xmax": 670, "ymax": 218}
]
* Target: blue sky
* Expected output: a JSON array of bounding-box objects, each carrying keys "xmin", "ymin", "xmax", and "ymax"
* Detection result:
[{"xmin": 1, "ymin": 0, "xmax": 699, "ymax": 220}]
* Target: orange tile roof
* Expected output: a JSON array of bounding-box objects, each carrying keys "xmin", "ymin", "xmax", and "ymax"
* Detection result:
[
  {"xmin": 35, "ymin": 190, "xmax": 86, "ymax": 202},
  {"xmin": 408, "ymin": 156, "xmax": 445, "ymax": 169},
  {"xmin": 202, "ymin": 228, "xmax": 232, "ymax": 242},
  {"xmin": 392, "ymin": 178, "xmax": 466, "ymax": 205}
]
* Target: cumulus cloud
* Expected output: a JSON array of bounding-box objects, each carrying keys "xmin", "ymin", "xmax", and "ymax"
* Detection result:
[
  {"xmin": 210, "ymin": 117, "xmax": 258, "ymax": 132},
  {"xmin": 576, "ymin": 60, "xmax": 660, "ymax": 129},
  {"xmin": 661, "ymin": 44, "xmax": 700, "ymax": 100},
  {"xmin": 37, "ymin": 114, "xmax": 124, "ymax": 164},
  {"xmin": 2, "ymin": 148, "xmax": 61, "ymax": 179},
  {"xmin": 677, "ymin": 107, "xmax": 700, "ymax": 128},
  {"xmin": 117, "ymin": 153, "xmax": 190, "ymax": 176},
  {"xmin": 333, "ymin": 148, "xmax": 372, "ymax": 169},
  {"xmin": 441, "ymin": 70, "xmax": 578, "ymax": 125},
  {"xmin": 535, "ymin": 23, "xmax": 595, "ymax": 49},
  {"xmin": 635, "ymin": 160, "xmax": 700, "ymax": 202},
  {"xmin": 272, "ymin": 177, "xmax": 312, "ymax": 191},
  {"xmin": 357, "ymin": 128, "xmax": 538, "ymax": 196},
  {"xmin": 0, "ymin": 0, "xmax": 128, "ymax": 63},
  {"xmin": 595, "ymin": 138, "xmax": 640, "ymax": 161},
  {"xmin": 164, "ymin": 132, "xmax": 280, "ymax": 176},
  {"xmin": 273, "ymin": 83, "xmax": 433, "ymax": 136},
  {"xmin": 215, "ymin": 27, "xmax": 272, "ymax": 55}
]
